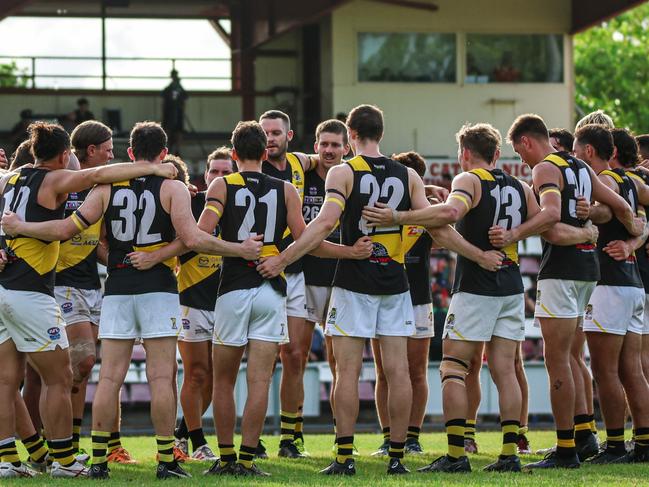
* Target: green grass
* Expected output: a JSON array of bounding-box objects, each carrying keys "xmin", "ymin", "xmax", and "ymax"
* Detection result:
[{"xmin": 7, "ymin": 431, "xmax": 649, "ymax": 485}]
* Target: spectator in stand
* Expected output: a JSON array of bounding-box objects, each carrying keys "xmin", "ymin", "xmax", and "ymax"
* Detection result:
[
  {"xmin": 10, "ymin": 109, "xmax": 32, "ymax": 152},
  {"xmin": 74, "ymin": 98, "xmax": 95, "ymax": 125}
]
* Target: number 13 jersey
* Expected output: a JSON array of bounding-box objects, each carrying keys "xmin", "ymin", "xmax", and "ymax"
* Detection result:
[
  {"xmin": 218, "ymin": 172, "xmax": 288, "ymax": 297},
  {"xmin": 334, "ymin": 155, "xmax": 411, "ymax": 295},
  {"xmin": 104, "ymin": 175, "xmax": 177, "ymax": 296}
]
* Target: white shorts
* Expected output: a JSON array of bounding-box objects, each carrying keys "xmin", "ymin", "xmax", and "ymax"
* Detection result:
[
  {"xmin": 325, "ymin": 287, "xmax": 415, "ymax": 338},
  {"xmin": 99, "ymin": 293, "xmax": 182, "ymax": 340},
  {"xmin": 286, "ymin": 272, "xmax": 308, "ymax": 319},
  {"xmin": 305, "ymin": 285, "xmax": 332, "ymax": 325},
  {"xmin": 644, "ymin": 294, "xmax": 649, "ymax": 335},
  {"xmin": 54, "ymin": 286, "xmax": 102, "ymax": 326},
  {"xmin": 179, "ymin": 306, "xmax": 214, "ymax": 342},
  {"xmin": 535, "ymin": 279, "xmax": 597, "ymax": 319},
  {"xmin": 0, "ymin": 285, "xmax": 68, "ymax": 352},
  {"xmin": 212, "ymin": 281, "xmax": 288, "ymax": 346},
  {"xmin": 444, "ymin": 292, "xmax": 525, "ymax": 342},
  {"xmin": 412, "ymin": 303, "xmax": 434, "ymax": 339},
  {"xmin": 583, "ymin": 285, "xmax": 644, "ymax": 336}
]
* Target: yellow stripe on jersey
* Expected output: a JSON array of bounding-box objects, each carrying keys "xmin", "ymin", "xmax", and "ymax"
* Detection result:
[
  {"xmin": 626, "ymin": 171, "xmax": 645, "ymax": 183},
  {"xmin": 224, "ymin": 173, "xmax": 245, "ymax": 186},
  {"xmin": 347, "ymin": 155, "xmax": 372, "ymax": 172},
  {"xmin": 502, "ymin": 242, "xmax": 519, "ymax": 264},
  {"xmin": 132, "ymin": 242, "xmax": 177, "ymax": 270},
  {"xmin": 544, "ymin": 154, "xmax": 569, "ymax": 167},
  {"xmin": 261, "ymin": 244, "xmax": 280, "ymax": 258},
  {"xmin": 469, "ymin": 168, "xmax": 495, "ymax": 181},
  {"xmin": 286, "ymin": 153, "xmax": 306, "ymax": 200},
  {"xmin": 8, "ymin": 172, "xmax": 20, "ymax": 185},
  {"xmin": 8, "ymin": 238, "xmax": 60, "ymax": 276},
  {"xmin": 371, "ymin": 232, "xmax": 404, "ymax": 264},
  {"xmin": 112, "ymin": 180, "xmax": 130, "ymax": 187},
  {"xmin": 401, "ymin": 225, "xmax": 424, "ymax": 256},
  {"xmin": 600, "ymin": 169, "xmax": 624, "ymax": 184},
  {"xmin": 177, "ymin": 253, "xmax": 221, "ymax": 293},
  {"xmin": 56, "ymin": 220, "xmax": 102, "ymax": 273},
  {"xmin": 449, "ymin": 193, "xmax": 470, "ymax": 210}
]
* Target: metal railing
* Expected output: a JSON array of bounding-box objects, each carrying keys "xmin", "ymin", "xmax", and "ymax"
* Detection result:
[{"xmin": 0, "ymin": 54, "xmax": 234, "ymax": 90}]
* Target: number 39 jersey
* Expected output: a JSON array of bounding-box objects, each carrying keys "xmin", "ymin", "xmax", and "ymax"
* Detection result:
[
  {"xmin": 537, "ymin": 153, "xmax": 600, "ymax": 282},
  {"xmin": 218, "ymin": 172, "xmax": 288, "ymax": 297},
  {"xmin": 453, "ymin": 168, "xmax": 528, "ymax": 297},
  {"xmin": 334, "ymin": 155, "xmax": 411, "ymax": 295},
  {"xmin": 104, "ymin": 176, "xmax": 177, "ymax": 296}
]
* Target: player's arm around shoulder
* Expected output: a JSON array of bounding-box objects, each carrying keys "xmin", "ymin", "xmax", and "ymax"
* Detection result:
[{"xmin": 591, "ymin": 165, "xmax": 643, "ymax": 235}]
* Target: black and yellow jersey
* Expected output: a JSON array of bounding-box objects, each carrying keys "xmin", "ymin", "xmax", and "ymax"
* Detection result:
[
  {"xmin": 453, "ymin": 168, "xmax": 527, "ymax": 297},
  {"xmin": 334, "ymin": 155, "xmax": 411, "ymax": 295},
  {"xmin": 596, "ymin": 168, "xmax": 642, "ymax": 288},
  {"xmin": 302, "ymin": 170, "xmax": 340, "ymax": 287},
  {"xmin": 178, "ymin": 192, "xmax": 221, "ymax": 310},
  {"xmin": 630, "ymin": 169, "xmax": 649, "ymax": 292},
  {"xmin": 55, "ymin": 189, "xmax": 102, "ymax": 290},
  {"xmin": 0, "ymin": 168, "xmax": 64, "ymax": 296},
  {"xmin": 218, "ymin": 172, "xmax": 288, "ymax": 296},
  {"xmin": 402, "ymin": 225, "xmax": 432, "ymax": 305},
  {"xmin": 538, "ymin": 152, "xmax": 600, "ymax": 282},
  {"xmin": 262, "ymin": 152, "xmax": 310, "ymax": 274},
  {"xmin": 104, "ymin": 176, "xmax": 177, "ymax": 296}
]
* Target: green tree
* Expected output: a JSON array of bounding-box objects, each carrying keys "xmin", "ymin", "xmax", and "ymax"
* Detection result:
[
  {"xmin": 0, "ymin": 60, "xmax": 28, "ymax": 88},
  {"xmin": 575, "ymin": 4, "xmax": 649, "ymax": 131}
]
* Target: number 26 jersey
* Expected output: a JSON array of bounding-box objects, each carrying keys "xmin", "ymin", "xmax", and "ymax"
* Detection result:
[{"xmin": 218, "ymin": 172, "xmax": 288, "ymax": 297}]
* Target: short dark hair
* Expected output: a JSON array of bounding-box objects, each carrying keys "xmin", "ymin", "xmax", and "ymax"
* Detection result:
[
  {"xmin": 259, "ymin": 110, "xmax": 291, "ymax": 131},
  {"xmin": 507, "ymin": 114, "xmax": 549, "ymax": 144},
  {"xmin": 206, "ymin": 146, "xmax": 235, "ymax": 172},
  {"xmin": 28, "ymin": 121, "xmax": 70, "ymax": 161},
  {"xmin": 10, "ymin": 139, "xmax": 35, "ymax": 170},
  {"xmin": 231, "ymin": 121, "xmax": 267, "ymax": 161},
  {"xmin": 392, "ymin": 151, "xmax": 427, "ymax": 178},
  {"xmin": 315, "ymin": 119, "xmax": 348, "ymax": 145},
  {"xmin": 457, "ymin": 123, "xmax": 502, "ymax": 163},
  {"xmin": 130, "ymin": 121, "xmax": 167, "ymax": 161},
  {"xmin": 346, "ymin": 105, "xmax": 384, "ymax": 142},
  {"xmin": 77, "ymin": 97, "xmax": 89, "ymax": 106},
  {"xmin": 636, "ymin": 134, "xmax": 649, "ymax": 160},
  {"xmin": 611, "ymin": 128, "xmax": 639, "ymax": 168},
  {"xmin": 548, "ymin": 128, "xmax": 574, "ymax": 152},
  {"xmin": 574, "ymin": 124, "xmax": 614, "ymax": 161},
  {"xmin": 163, "ymin": 154, "xmax": 189, "ymax": 186},
  {"xmin": 71, "ymin": 120, "xmax": 112, "ymax": 162}
]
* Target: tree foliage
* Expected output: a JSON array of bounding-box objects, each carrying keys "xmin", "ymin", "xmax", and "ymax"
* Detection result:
[
  {"xmin": 0, "ymin": 61, "xmax": 28, "ymax": 88},
  {"xmin": 575, "ymin": 3, "xmax": 649, "ymax": 132}
]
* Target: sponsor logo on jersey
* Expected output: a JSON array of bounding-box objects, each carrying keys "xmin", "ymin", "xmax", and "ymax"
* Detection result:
[
  {"xmin": 61, "ymin": 302, "xmax": 73, "ymax": 314},
  {"xmin": 304, "ymin": 195, "xmax": 324, "ymax": 205},
  {"xmin": 198, "ymin": 256, "xmax": 219, "ymax": 268},
  {"xmin": 47, "ymin": 327, "xmax": 61, "ymax": 340},
  {"xmin": 308, "ymin": 186, "xmax": 318, "ymax": 195},
  {"xmin": 407, "ymin": 226, "xmax": 423, "ymax": 236},
  {"xmin": 369, "ymin": 243, "xmax": 390, "ymax": 265}
]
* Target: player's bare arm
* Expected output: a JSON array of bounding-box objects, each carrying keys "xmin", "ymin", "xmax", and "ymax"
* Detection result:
[{"xmin": 590, "ymin": 165, "xmax": 644, "ymax": 236}]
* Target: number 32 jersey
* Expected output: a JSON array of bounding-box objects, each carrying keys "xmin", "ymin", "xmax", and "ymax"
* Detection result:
[
  {"xmin": 453, "ymin": 168, "xmax": 527, "ymax": 297},
  {"xmin": 104, "ymin": 176, "xmax": 177, "ymax": 296},
  {"xmin": 218, "ymin": 172, "xmax": 288, "ymax": 297},
  {"xmin": 334, "ymin": 155, "xmax": 411, "ymax": 295}
]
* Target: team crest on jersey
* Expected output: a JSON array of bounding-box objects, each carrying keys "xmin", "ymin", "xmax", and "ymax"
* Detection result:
[
  {"xmin": 585, "ymin": 304, "xmax": 593, "ymax": 321},
  {"xmin": 170, "ymin": 317, "xmax": 177, "ymax": 330},
  {"xmin": 445, "ymin": 314, "xmax": 455, "ymax": 329},
  {"xmin": 47, "ymin": 327, "xmax": 61, "ymax": 340},
  {"xmin": 292, "ymin": 170, "xmax": 302, "ymax": 183},
  {"xmin": 327, "ymin": 308, "xmax": 337, "ymax": 324},
  {"xmin": 369, "ymin": 243, "xmax": 390, "ymax": 265}
]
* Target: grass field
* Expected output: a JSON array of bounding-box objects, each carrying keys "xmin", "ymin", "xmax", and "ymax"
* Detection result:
[{"xmin": 7, "ymin": 430, "xmax": 649, "ymax": 485}]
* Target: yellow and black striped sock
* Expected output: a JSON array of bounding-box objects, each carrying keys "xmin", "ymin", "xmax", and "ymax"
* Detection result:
[
  {"xmin": 465, "ymin": 419, "xmax": 476, "ymax": 440},
  {"xmin": 407, "ymin": 426, "xmax": 421, "ymax": 442},
  {"xmin": 556, "ymin": 429, "xmax": 576, "ymax": 459},
  {"xmin": 237, "ymin": 444, "xmax": 256, "ymax": 469},
  {"xmin": 389, "ymin": 441, "xmax": 405, "ymax": 460},
  {"xmin": 518, "ymin": 425, "xmax": 528, "ymax": 438},
  {"xmin": 218, "ymin": 443, "xmax": 237, "ymax": 463},
  {"xmin": 22, "ymin": 433, "xmax": 48, "ymax": 463},
  {"xmin": 295, "ymin": 406, "xmax": 304, "ymax": 441},
  {"xmin": 606, "ymin": 428, "xmax": 625, "ymax": 454},
  {"xmin": 574, "ymin": 414, "xmax": 592, "ymax": 442},
  {"xmin": 50, "ymin": 437, "xmax": 76, "ymax": 467},
  {"xmin": 336, "ymin": 436, "xmax": 354, "ymax": 464},
  {"xmin": 107, "ymin": 431, "xmax": 121, "ymax": 454},
  {"xmin": 382, "ymin": 426, "xmax": 390, "ymax": 443},
  {"xmin": 446, "ymin": 419, "xmax": 466, "ymax": 460},
  {"xmin": 156, "ymin": 435, "xmax": 175, "ymax": 465},
  {"xmin": 280, "ymin": 411, "xmax": 297, "ymax": 447},
  {"xmin": 588, "ymin": 414, "xmax": 597, "ymax": 434},
  {"xmin": 91, "ymin": 431, "xmax": 110, "ymax": 466},
  {"xmin": 500, "ymin": 420, "xmax": 520, "ymax": 457},
  {"xmin": 634, "ymin": 427, "xmax": 649, "ymax": 453},
  {"xmin": 0, "ymin": 437, "xmax": 21, "ymax": 466},
  {"xmin": 72, "ymin": 418, "xmax": 82, "ymax": 451}
]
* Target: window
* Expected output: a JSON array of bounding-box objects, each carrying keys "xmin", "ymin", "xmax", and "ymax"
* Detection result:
[
  {"xmin": 358, "ymin": 32, "xmax": 456, "ymax": 83},
  {"xmin": 465, "ymin": 34, "xmax": 563, "ymax": 83}
]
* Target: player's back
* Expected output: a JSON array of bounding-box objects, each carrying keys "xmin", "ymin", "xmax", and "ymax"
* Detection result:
[
  {"xmin": 103, "ymin": 175, "xmax": 176, "ymax": 296},
  {"xmin": 218, "ymin": 172, "xmax": 288, "ymax": 296},
  {"xmin": 454, "ymin": 168, "xmax": 527, "ymax": 297},
  {"xmin": 334, "ymin": 155, "xmax": 411, "ymax": 295},
  {"xmin": 631, "ymin": 169, "xmax": 649, "ymax": 291}
]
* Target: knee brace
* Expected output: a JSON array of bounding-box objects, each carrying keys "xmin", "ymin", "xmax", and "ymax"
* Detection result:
[
  {"xmin": 439, "ymin": 356, "xmax": 469, "ymax": 389},
  {"xmin": 69, "ymin": 339, "xmax": 97, "ymax": 384}
]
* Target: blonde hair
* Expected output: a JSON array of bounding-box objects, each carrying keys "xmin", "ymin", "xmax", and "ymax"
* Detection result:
[{"xmin": 575, "ymin": 110, "xmax": 614, "ymax": 131}]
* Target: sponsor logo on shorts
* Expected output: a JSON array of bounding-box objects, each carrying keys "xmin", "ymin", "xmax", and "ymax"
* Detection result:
[
  {"xmin": 47, "ymin": 327, "xmax": 61, "ymax": 340},
  {"xmin": 195, "ymin": 327, "xmax": 210, "ymax": 335},
  {"xmin": 182, "ymin": 318, "xmax": 190, "ymax": 330},
  {"xmin": 585, "ymin": 304, "xmax": 593, "ymax": 321},
  {"xmin": 280, "ymin": 323, "xmax": 286, "ymax": 337},
  {"xmin": 428, "ymin": 311, "xmax": 433, "ymax": 321},
  {"xmin": 445, "ymin": 313, "xmax": 455, "ymax": 329},
  {"xmin": 170, "ymin": 317, "xmax": 177, "ymax": 330},
  {"xmin": 416, "ymin": 326, "xmax": 428, "ymax": 332},
  {"xmin": 327, "ymin": 307, "xmax": 337, "ymax": 324},
  {"xmin": 61, "ymin": 302, "xmax": 73, "ymax": 314},
  {"xmin": 536, "ymin": 289, "xmax": 541, "ymax": 305},
  {"xmin": 369, "ymin": 243, "xmax": 390, "ymax": 265},
  {"xmin": 24, "ymin": 337, "xmax": 36, "ymax": 342},
  {"xmin": 405, "ymin": 320, "xmax": 413, "ymax": 326}
]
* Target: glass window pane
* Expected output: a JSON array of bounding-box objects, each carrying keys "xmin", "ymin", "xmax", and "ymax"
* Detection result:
[
  {"xmin": 465, "ymin": 34, "xmax": 563, "ymax": 83},
  {"xmin": 358, "ymin": 33, "xmax": 456, "ymax": 83}
]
